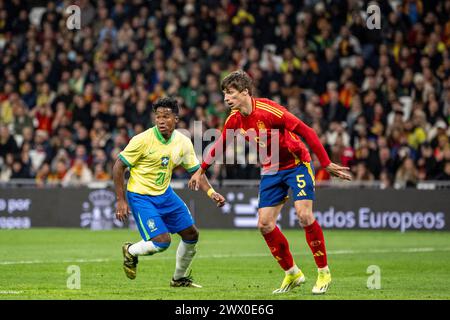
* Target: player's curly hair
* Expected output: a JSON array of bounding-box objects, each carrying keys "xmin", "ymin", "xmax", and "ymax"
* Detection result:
[
  {"xmin": 152, "ymin": 97, "xmax": 179, "ymax": 115},
  {"xmin": 221, "ymin": 70, "xmax": 253, "ymax": 95}
]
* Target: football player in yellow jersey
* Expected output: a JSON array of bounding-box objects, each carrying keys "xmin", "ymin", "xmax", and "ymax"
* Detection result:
[{"xmin": 113, "ymin": 97, "xmax": 225, "ymax": 287}]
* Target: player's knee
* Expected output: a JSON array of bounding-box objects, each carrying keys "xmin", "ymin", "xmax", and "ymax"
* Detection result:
[
  {"xmin": 152, "ymin": 241, "xmax": 170, "ymax": 252},
  {"xmin": 186, "ymin": 227, "xmax": 199, "ymax": 242},
  {"xmin": 294, "ymin": 200, "xmax": 314, "ymax": 226},
  {"xmin": 257, "ymin": 220, "xmax": 276, "ymax": 235},
  {"xmin": 189, "ymin": 228, "xmax": 199, "ymax": 242},
  {"xmin": 296, "ymin": 209, "xmax": 314, "ymax": 226},
  {"xmin": 179, "ymin": 226, "xmax": 199, "ymax": 242},
  {"xmin": 151, "ymin": 233, "xmax": 171, "ymax": 251}
]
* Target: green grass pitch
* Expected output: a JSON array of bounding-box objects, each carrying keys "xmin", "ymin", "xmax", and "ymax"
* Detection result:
[{"xmin": 0, "ymin": 229, "xmax": 449, "ymax": 300}]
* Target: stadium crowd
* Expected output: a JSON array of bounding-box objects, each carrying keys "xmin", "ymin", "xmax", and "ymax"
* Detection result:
[{"xmin": 0, "ymin": 0, "xmax": 449, "ymax": 188}]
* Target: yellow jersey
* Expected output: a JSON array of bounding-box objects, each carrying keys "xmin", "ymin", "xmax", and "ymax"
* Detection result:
[{"xmin": 118, "ymin": 126, "xmax": 200, "ymax": 195}]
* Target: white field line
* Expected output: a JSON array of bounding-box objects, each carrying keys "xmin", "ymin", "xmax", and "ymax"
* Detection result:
[
  {"xmin": 1, "ymin": 247, "xmax": 450, "ymax": 266},
  {"xmin": 0, "ymin": 258, "xmax": 111, "ymax": 265}
]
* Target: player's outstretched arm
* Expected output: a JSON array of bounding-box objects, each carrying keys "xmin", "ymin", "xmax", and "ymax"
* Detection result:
[
  {"xmin": 282, "ymin": 111, "xmax": 352, "ymax": 181},
  {"xmin": 325, "ymin": 162, "xmax": 352, "ymax": 181},
  {"xmin": 112, "ymin": 158, "xmax": 131, "ymax": 222}
]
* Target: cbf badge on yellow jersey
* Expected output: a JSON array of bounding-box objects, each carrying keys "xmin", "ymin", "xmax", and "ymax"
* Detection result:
[
  {"xmin": 161, "ymin": 156, "xmax": 170, "ymax": 167},
  {"xmin": 119, "ymin": 126, "xmax": 200, "ymax": 196}
]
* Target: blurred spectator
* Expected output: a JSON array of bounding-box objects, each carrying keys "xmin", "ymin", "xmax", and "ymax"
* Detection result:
[
  {"xmin": 379, "ymin": 169, "xmax": 394, "ymax": 189},
  {"xmin": 333, "ymin": 25, "xmax": 362, "ymax": 68},
  {"xmin": 48, "ymin": 159, "xmax": 68, "ymax": 184},
  {"xmin": 0, "ymin": 92, "xmax": 15, "ymax": 125},
  {"xmin": 0, "ymin": 153, "xmax": 14, "ymax": 181},
  {"xmin": 13, "ymin": 101, "xmax": 33, "ymax": 136},
  {"xmin": 322, "ymin": 85, "xmax": 348, "ymax": 124},
  {"xmin": 93, "ymin": 163, "xmax": 111, "ymax": 181},
  {"xmin": 354, "ymin": 161, "xmax": 375, "ymax": 182},
  {"xmin": 416, "ymin": 142, "xmax": 438, "ymax": 179},
  {"xmin": 10, "ymin": 160, "xmax": 25, "ymax": 179},
  {"xmin": 0, "ymin": 125, "xmax": 18, "ymax": 159},
  {"xmin": 29, "ymin": 130, "xmax": 50, "ymax": 175},
  {"xmin": 62, "ymin": 158, "xmax": 93, "ymax": 186},
  {"xmin": 35, "ymin": 162, "xmax": 51, "ymax": 187},
  {"xmin": 435, "ymin": 161, "xmax": 450, "ymax": 180},
  {"xmin": 395, "ymin": 157, "xmax": 419, "ymax": 188}
]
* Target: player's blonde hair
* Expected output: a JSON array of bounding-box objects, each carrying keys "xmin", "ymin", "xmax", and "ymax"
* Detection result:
[{"xmin": 221, "ymin": 70, "xmax": 253, "ymax": 95}]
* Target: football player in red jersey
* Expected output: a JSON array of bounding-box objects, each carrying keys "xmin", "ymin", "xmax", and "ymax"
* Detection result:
[{"xmin": 189, "ymin": 70, "xmax": 352, "ymax": 294}]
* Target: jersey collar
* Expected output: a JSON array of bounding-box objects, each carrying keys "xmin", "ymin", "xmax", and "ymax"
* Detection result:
[
  {"xmin": 240, "ymin": 97, "xmax": 256, "ymax": 117},
  {"xmin": 153, "ymin": 126, "xmax": 175, "ymax": 145}
]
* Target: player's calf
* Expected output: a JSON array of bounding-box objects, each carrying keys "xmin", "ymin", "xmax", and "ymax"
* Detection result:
[{"xmin": 172, "ymin": 237, "xmax": 199, "ymax": 287}]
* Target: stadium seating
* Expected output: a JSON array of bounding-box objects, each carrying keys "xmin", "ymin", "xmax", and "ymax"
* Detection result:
[{"xmin": 0, "ymin": 0, "xmax": 449, "ymax": 187}]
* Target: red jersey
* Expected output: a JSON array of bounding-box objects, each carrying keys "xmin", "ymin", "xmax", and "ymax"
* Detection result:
[{"xmin": 201, "ymin": 97, "xmax": 331, "ymax": 173}]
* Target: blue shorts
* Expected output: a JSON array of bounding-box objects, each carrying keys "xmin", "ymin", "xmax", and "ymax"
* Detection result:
[
  {"xmin": 258, "ymin": 162, "xmax": 315, "ymax": 208},
  {"xmin": 126, "ymin": 187, "xmax": 195, "ymax": 241}
]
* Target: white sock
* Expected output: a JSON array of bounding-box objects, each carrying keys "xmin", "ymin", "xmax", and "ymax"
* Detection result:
[
  {"xmin": 286, "ymin": 265, "xmax": 300, "ymax": 275},
  {"xmin": 173, "ymin": 240, "xmax": 197, "ymax": 280},
  {"xmin": 128, "ymin": 240, "xmax": 161, "ymax": 256}
]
